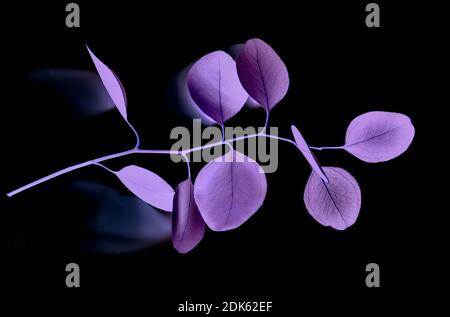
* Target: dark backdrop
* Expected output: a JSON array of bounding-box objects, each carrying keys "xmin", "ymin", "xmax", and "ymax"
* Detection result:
[{"xmin": 0, "ymin": 0, "xmax": 432, "ymax": 311}]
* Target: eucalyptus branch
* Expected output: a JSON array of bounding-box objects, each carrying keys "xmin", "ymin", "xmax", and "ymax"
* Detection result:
[{"xmin": 5, "ymin": 40, "xmax": 415, "ymax": 254}]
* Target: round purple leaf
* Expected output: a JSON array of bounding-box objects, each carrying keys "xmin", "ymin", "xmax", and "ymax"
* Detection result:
[
  {"xmin": 236, "ymin": 38, "xmax": 289, "ymax": 111},
  {"xmin": 304, "ymin": 167, "xmax": 361, "ymax": 230},
  {"xmin": 194, "ymin": 150, "xmax": 267, "ymax": 231},
  {"xmin": 187, "ymin": 51, "xmax": 248, "ymax": 125},
  {"xmin": 344, "ymin": 111, "xmax": 415, "ymax": 163}
]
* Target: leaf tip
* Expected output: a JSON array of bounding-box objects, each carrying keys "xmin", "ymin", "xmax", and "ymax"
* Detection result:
[
  {"xmin": 290, "ymin": 125, "xmax": 298, "ymax": 134},
  {"xmin": 86, "ymin": 45, "xmax": 96, "ymax": 60}
]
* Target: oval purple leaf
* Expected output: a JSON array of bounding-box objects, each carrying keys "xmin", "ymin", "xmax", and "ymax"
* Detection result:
[
  {"xmin": 187, "ymin": 51, "xmax": 248, "ymax": 125},
  {"xmin": 87, "ymin": 46, "xmax": 128, "ymax": 120},
  {"xmin": 172, "ymin": 179, "xmax": 205, "ymax": 253},
  {"xmin": 291, "ymin": 125, "xmax": 329, "ymax": 183},
  {"xmin": 304, "ymin": 167, "xmax": 361, "ymax": 230},
  {"xmin": 344, "ymin": 111, "xmax": 415, "ymax": 163},
  {"xmin": 236, "ymin": 38, "xmax": 289, "ymax": 111},
  {"xmin": 116, "ymin": 165, "xmax": 174, "ymax": 212},
  {"xmin": 194, "ymin": 150, "xmax": 267, "ymax": 231}
]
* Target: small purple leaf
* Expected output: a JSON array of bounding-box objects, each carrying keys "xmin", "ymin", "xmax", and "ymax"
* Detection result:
[
  {"xmin": 236, "ymin": 38, "xmax": 289, "ymax": 111},
  {"xmin": 187, "ymin": 51, "xmax": 248, "ymax": 125},
  {"xmin": 291, "ymin": 125, "xmax": 329, "ymax": 183},
  {"xmin": 304, "ymin": 167, "xmax": 361, "ymax": 230},
  {"xmin": 194, "ymin": 150, "xmax": 267, "ymax": 231},
  {"xmin": 344, "ymin": 111, "xmax": 415, "ymax": 163},
  {"xmin": 116, "ymin": 165, "xmax": 174, "ymax": 212},
  {"xmin": 87, "ymin": 46, "xmax": 128, "ymax": 120},
  {"xmin": 172, "ymin": 179, "xmax": 205, "ymax": 253}
]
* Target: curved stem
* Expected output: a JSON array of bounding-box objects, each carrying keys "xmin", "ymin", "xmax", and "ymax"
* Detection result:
[
  {"xmin": 260, "ymin": 110, "xmax": 269, "ymax": 135},
  {"xmin": 309, "ymin": 145, "xmax": 344, "ymax": 151},
  {"xmin": 135, "ymin": 149, "xmax": 179, "ymax": 155},
  {"xmin": 134, "ymin": 149, "xmax": 190, "ymax": 179},
  {"xmin": 268, "ymin": 135, "xmax": 298, "ymax": 147},
  {"xmin": 181, "ymin": 154, "xmax": 191, "ymax": 179},
  {"xmin": 6, "ymin": 149, "xmax": 135, "ymax": 197},
  {"xmin": 229, "ymin": 132, "xmax": 298, "ymax": 149},
  {"xmin": 92, "ymin": 162, "xmax": 116, "ymax": 174},
  {"xmin": 6, "ymin": 132, "xmax": 299, "ymax": 197},
  {"xmin": 182, "ymin": 142, "xmax": 214, "ymax": 155},
  {"xmin": 127, "ymin": 121, "xmax": 141, "ymax": 149}
]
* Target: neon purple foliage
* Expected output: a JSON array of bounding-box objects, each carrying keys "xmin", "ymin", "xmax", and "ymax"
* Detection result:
[
  {"xmin": 304, "ymin": 167, "xmax": 361, "ymax": 230},
  {"xmin": 344, "ymin": 111, "xmax": 415, "ymax": 163},
  {"xmin": 87, "ymin": 46, "xmax": 128, "ymax": 120},
  {"xmin": 187, "ymin": 51, "xmax": 248, "ymax": 125},
  {"xmin": 6, "ymin": 38, "xmax": 415, "ymax": 254},
  {"xmin": 194, "ymin": 150, "xmax": 267, "ymax": 231},
  {"xmin": 172, "ymin": 179, "xmax": 205, "ymax": 253},
  {"xmin": 291, "ymin": 125, "xmax": 329, "ymax": 183},
  {"xmin": 236, "ymin": 38, "xmax": 289, "ymax": 111},
  {"xmin": 116, "ymin": 165, "xmax": 175, "ymax": 212}
]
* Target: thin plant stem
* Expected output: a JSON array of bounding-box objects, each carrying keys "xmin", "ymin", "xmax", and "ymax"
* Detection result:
[
  {"xmin": 6, "ymin": 132, "xmax": 312, "ymax": 197},
  {"xmin": 309, "ymin": 145, "xmax": 344, "ymax": 151}
]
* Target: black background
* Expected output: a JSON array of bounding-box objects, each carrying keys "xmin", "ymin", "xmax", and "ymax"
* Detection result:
[{"xmin": 0, "ymin": 0, "xmax": 434, "ymax": 311}]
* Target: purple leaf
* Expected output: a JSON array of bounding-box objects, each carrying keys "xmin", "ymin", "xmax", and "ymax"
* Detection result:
[
  {"xmin": 115, "ymin": 165, "xmax": 174, "ymax": 212},
  {"xmin": 344, "ymin": 111, "xmax": 415, "ymax": 163},
  {"xmin": 172, "ymin": 179, "xmax": 205, "ymax": 253},
  {"xmin": 87, "ymin": 46, "xmax": 128, "ymax": 120},
  {"xmin": 236, "ymin": 38, "xmax": 289, "ymax": 111},
  {"xmin": 187, "ymin": 51, "xmax": 248, "ymax": 125},
  {"xmin": 194, "ymin": 150, "xmax": 267, "ymax": 231},
  {"xmin": 291, "ymin": 125, "xmax": 329, "ymax": 183},
  {"xmin": 304, "ymin": 167, "xmax": 361, "ymax": 230}
]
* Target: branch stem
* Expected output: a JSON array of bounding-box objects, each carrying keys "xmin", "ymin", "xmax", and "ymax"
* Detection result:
[{"xmin": 6, "ymin": 132, "xmax": 301, "ymax": 197}]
